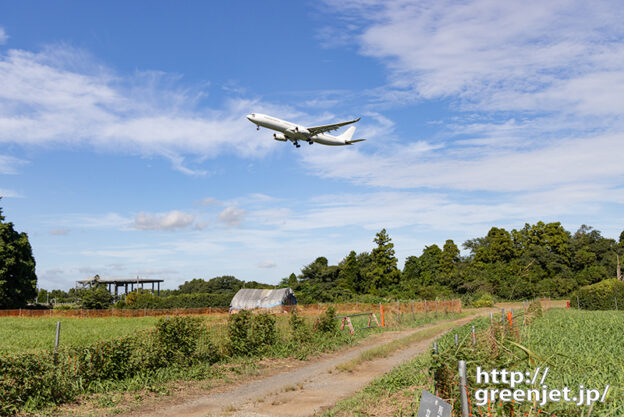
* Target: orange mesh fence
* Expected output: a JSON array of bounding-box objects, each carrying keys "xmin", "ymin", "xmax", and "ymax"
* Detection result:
[{"xmin": 0, "ymin": 299, "xmax": 462, "ymax": 319}]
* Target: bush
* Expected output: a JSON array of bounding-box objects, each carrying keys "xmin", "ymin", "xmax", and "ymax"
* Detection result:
[
  {"xmin": 155, "ymin": 316, "xmax": 202, "ymax": 365},
  {"xmin": 289, "ymin": 310, "xmax": 309, "ymax": 343},
  {"xmin": 251, "ymin": 313, "xmax": 277, "ymax": 351},
  {"xmin": 572, "ymin": 278, "xmax": 624, "ymax": 310},
  {"xmin": 228, "ymin": 310, "xmax": 254, "ymax": 356},
  {"xmin": 80, "ymin": 285, "xmax": 114, "ymax": 309},
  {"xmin": 227, "ymin": 311, "xmax": 278, "ymax": 356},
  {"xmin": 527, "ymin": 300, "xmax": 543, "ymax": 318},
  {"xmin": 316, "ymin": 306, "xmax": 337, "ymax": 333},
  {"xmin": 472, "ymin": 292, "xmax": 494, "ymax": 308},
  {"xmin": 0, "ymin": 352, "xmax": 76, "ymax": 415}
]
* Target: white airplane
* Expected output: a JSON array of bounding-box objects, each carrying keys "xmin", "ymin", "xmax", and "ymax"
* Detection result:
[{"xmin": 246, "ymin": 113, "xmax": 366, "ymax": 148}]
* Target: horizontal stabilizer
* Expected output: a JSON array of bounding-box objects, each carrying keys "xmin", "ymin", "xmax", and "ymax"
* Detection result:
[{"xmin": 345, "ymin": 139, "xmax": 366, "ymax": 145}]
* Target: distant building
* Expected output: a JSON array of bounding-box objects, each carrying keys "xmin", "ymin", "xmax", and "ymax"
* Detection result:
[
  {"xmin": 76, "ymin": 275, "xmax": 164, "ymax": 296},
  {"xmin": 229, "ymin": 288, "xmax": 296, "ymax": 313}
]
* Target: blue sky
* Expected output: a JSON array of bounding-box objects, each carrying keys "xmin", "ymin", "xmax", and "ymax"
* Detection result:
[{"xmin": 1, "ymin": 0, "xmax": 623, "ymax": 290}]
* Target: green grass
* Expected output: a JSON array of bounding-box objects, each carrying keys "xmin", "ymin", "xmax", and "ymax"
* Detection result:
[
  {"xmin": 0, "ymin": 317, "xmax": 159, "ymax": 354},
  {"xmin": 324, "ymin": 308, "xmax": 624, "ymax": 417},
  {"xmin": 0, "ymin": 309, "xmax": 464, "ymax": 356},
  {"xmin": 0, "ymin": 310, "xmax": 467, "ymax": 416},
  {"xmin": 336, "ymin": 320, "xmax": 461, "ymax": 372}
]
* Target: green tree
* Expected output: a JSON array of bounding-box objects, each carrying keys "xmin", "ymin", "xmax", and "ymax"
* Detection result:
[
  {"xmin": 440, "ymin": 239, "xmax": 460, "ymax": 275},
  {"xmin": 338, "ymin": 251, "xmax": 360, "ymax": 292},
  {"xmin": 367, "ymin": 229, "xmax": 400, "ymax": 292},
  {"xmin": 475, "ymin": 227, "xmax": 516, "ymax": 263},
  {"xmin": 80, "ymin": 285, "xmax": 114, "ymax": 309},
  {"xmin": 178, "ymin": 275, "xmax": 244, "ymax": 294},
  {"xmin": 0, "ymin": 202, "xmax": 37, "ymax": 308},
  {"xmin": 36, "ymin": 288, "xmax": 49, "ymax": 304},
  {"xmin": 418, "ymin": 244, "xmax": 442, "ymax": 287}
]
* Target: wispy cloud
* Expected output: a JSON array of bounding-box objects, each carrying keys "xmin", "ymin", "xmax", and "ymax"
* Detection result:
[
  {"xmin": 0, "ymin": 28, "xmax": 7, "ymax": 45},
  {"xmin": 301, "ymin": 133, "xmax": 624, "ymax": 192},
  {"xmin": 0, "ymin": 46, "xmax": 302, "ymax": 174},
  {"xmin": 309, "ymin": 0, "xmax": 624, "ymax": 201},
  {"xmin": 323, "ymin": 0, "xmax": 624, "ymax": 113},
  {"xmin": 0, "ymin": 188, "xmax": 22, "ymax": 198},
  {"xmin": 0, "ymin": 155, "xmax": 28, "ymax": 174},
  {"xmin": 50, "ymin": 228, "xmax": 69, "ymax": 236},
  {"xmin": 218, "ymin": 206, "xmax": 245, "ymax": 227},
  {"xmin": 132, "ymin": 210, "xmax": 196, "ymax": 231},
  {"xmin": 257, "ymin": 260, "xmax": 277, "ymax": 269}
]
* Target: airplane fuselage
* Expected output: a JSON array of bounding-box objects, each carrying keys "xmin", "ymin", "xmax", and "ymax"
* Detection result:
[{"xmin": 246, "ymin": 113, "xmax": 356, "ymax": 146}]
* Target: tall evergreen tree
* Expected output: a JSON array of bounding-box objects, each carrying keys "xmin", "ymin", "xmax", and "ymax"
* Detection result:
[
  {"xmin": 367, "ymin": 229, "xmax": 400, "ymax": 291},
  {"xmin": 0, "ymin": 201, "xmax": 37, "ymax": 308},
  {"xmin": 338, "ymin": 251, "xmax": 360, "ymax": 292}
]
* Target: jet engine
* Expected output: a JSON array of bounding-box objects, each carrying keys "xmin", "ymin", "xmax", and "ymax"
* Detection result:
[
  {"xmin": 293, "ymin": 126, "xmax": 310, "ymax": 135},
  {"xmin": 273, "ymin": 133, "xmax": 287, "ymax": 142}
]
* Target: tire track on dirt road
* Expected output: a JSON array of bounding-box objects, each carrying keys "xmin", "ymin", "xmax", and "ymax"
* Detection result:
[{"xmin": 126, "ymin": 313, "xmax": 485, "ymax": 417}]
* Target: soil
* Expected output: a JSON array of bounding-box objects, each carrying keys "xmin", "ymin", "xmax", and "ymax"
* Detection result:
[{"xmin": 116, "ymin": 313, "xmax": 486, "ymax": 417}]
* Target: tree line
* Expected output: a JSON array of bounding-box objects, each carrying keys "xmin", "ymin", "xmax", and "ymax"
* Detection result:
[
  {"xmin": 2, "ymin": 194, "xmax": 623, "ymax": 308},
  {"xmin": 285, "ymin": 224, "xmax": 623, "ymax": 303}
]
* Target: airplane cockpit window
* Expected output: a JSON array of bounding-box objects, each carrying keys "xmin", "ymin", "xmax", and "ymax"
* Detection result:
[{"xmin": 251, "ymin": 113, "xmax": 255, "ymax": 117}]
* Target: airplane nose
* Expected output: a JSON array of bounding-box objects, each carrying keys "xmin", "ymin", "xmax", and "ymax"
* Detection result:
[{"xmin": 246, "ymin": 113, "xmax": 254, "ymax": 121}]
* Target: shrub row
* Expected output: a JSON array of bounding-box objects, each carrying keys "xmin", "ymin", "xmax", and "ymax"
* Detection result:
[
  {"xmin": 0, "ymin": 316, "xmax": 218, "ymax": 416},
  {"xmin": 572, "ymin": 278, "xmax": 624, "ymax": 310},
  {"xmin": 1, "ymin": 308, "xmax": 342, "ymax": 416}
]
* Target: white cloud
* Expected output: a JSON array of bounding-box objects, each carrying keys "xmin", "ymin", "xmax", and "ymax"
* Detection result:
[
  {"xmin": 258, "ymin": 260, "xmax": 277, "ymax": 268},
  {"xmin": 0, "ymin": 46, "xmax": 302, "ymax": 173},
  {"xmin": 0, "ymin": 154, "xmax": 28, "ymax": 174},
  {"xmin": 50, "ymin": 228, "xmax": 69, "ymax": 236},
  {"xmin": 301, "ymin": 133, "xmax": 624, "ymax": 192},
  {"xmin": 218, "ymin": 206, "xmax": 245, "ymax": 227},
  {"xmin": 0, "ymin": 188, "xmax": 22, "ymax": 198},
  {"xmin": 325, "ymin": 0, "xmax": 624, "ymax": 114},
  {"xmin": 197, "ymin": 197, "xmax": 221, "ymax": 206},
  {"xmin": 0, "ymin": 28, "xmax": 7, "ymax": 45},
  {"xmin": 132, "ymin": 210, "xmax": 195, "ymax": 231},
  {"xmin": 309, "ymin": 1, "xmax": 624, "ymax": 197}
]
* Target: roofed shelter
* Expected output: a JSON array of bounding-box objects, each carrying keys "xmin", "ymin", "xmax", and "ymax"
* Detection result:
[
  {"xmin": 76, "ymin": 275, "xmax": 164, "ymax": 296},
  {"xmin": 230, "ymin": 288, "xmax": 296, "ymax": 313}
]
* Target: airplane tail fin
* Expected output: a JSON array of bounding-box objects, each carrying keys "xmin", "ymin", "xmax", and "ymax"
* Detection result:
[
  {"xmin": 345, "ymin": 138, "xmax": 366, "ymax": 145},
  {"xmin": 338, "ymin": 126, "xmax": 356, "ymax": 141}
]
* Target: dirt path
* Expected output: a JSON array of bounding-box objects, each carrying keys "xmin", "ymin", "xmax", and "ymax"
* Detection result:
[{"xmin": 124, "ymin": 313, "xmax": 484, "ymax": 417}]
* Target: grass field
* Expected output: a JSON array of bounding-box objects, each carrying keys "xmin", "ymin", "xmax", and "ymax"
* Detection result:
[
  {"xmin": 0, "ymin": 316, "xmax": 161, "ymax": 354},
  {"xmin": 324, "ymin": 308, "xmax": 624, "ymax": 417},
  {"xmin": 0, "ymin": 308, "xmax": 447, "ymax": 355}
]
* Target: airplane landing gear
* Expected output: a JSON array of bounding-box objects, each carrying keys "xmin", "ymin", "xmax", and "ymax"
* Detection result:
[
  {"xmin": 293, "ymin": 140, "xmax": 301, "ymax": 148},
  {"xmin": 256, "ymin": 125, "xmax": 260, "ymax": 131},
  {"xmin": 307, "ymin": 140, "xmax": 313, "ymax": 145}
]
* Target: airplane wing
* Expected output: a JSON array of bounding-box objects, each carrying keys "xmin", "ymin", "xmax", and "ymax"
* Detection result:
[{"xmin": 306, "ymin": 118, "xmax": 360, "ymax": 136}]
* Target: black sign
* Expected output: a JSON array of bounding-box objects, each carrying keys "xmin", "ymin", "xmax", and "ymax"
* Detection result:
[{"xmin": 416, "ymin": 390, "xmax": 452, "ymax": 417}]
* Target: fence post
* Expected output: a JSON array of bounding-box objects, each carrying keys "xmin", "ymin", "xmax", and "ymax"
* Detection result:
[
  {"xmin": 380, "ymin": 303, "xmax": 385, "ymax": 327},
  {"xmin": 490, "ymin": 312, "xmax": 493, "ymax": 324},
  {"xmin": 397, "ymin": 300, "xmax": 401, "ymax": 323},
  {"xmin": 54, "ymin": 321, "xmax": 61, "ymax": 365},
  {"xmin": 501, "ymin": 308, "xmax": 505, "ymax": 323},
  {"xmin": 433, "ymin": 342, "xmax": 438, "ymax": 354},
  {"xmin": 454, "ymin": 333, "xmax": 459, "ymax": 346},
  {"xmin": 472, "ymin": 325, "xmax": 476, "ymax": 345},
  {"xmin": 458, "ymin": 360, "xmax": 469, "ymax": 417}
]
